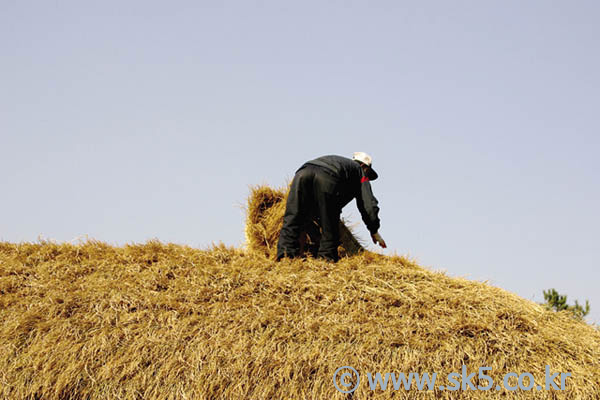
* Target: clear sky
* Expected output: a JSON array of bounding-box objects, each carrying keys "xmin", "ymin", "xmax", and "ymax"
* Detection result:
[{"xmin": 2, "ymin": 1, "xmax": 599, "ymax": 323}]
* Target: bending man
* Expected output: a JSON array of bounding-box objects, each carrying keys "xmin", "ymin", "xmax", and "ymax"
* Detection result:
[{"xmin": 276, "ymin": 152, "xmax": 386, "ymax": 262}]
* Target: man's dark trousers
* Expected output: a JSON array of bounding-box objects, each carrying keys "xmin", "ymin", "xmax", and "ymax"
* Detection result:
[{"xmin": 276, "ymin": 165, "xmax": 341, "ymax": 261}]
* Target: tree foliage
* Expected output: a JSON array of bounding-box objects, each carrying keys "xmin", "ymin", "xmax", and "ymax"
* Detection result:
[{"xmin": 543, "ymin": 288, "xmax": 590, "ymax": 319}]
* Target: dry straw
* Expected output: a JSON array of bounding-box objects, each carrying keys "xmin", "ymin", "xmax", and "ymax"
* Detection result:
[
  {"xmin": 0, "ymin": 185, "xmax": 599, "ymax": 399},
  {"xmin": 244, "ymin": 184, "xmax": 363, "ymax": 259}
]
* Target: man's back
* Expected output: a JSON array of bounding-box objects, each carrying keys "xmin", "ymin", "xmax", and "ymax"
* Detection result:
[{"xmin": 302, "ymin": 155, "xmax": 363, "ymax": 184}]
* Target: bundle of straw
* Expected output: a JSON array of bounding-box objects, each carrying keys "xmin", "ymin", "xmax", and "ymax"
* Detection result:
[{"xmin": 244, "ymin": 185, "xmax": 364, "ymax": 259}]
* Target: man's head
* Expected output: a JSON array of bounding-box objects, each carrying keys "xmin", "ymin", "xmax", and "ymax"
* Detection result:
[{"xmin": 352, "ymin": 152, "xmax": 378, "ymax": 181}]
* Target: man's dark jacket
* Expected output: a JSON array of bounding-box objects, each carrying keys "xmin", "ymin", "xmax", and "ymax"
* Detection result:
[
  {"xmin": 301, "ymin": 155, "xmax": 381, "ymax": 234},
  {"xmin": 276, "ymin": 155, "xmax": 382, "ymax": 261}
]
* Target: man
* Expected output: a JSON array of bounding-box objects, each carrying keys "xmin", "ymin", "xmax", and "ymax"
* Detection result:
[{"xmin": 276, "ymin": 152, "xmax": 386, "ymax": 262}]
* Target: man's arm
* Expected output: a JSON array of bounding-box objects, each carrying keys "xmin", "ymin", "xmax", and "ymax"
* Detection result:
[{"xmin": 355, "ymin": 178, "xmax": 381, "ymax": 235}]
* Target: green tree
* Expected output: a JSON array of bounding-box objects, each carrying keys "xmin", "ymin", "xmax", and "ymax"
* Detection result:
[{"xmin": 543, "ymin": 288, "xmax": 590, "ymax": 320}]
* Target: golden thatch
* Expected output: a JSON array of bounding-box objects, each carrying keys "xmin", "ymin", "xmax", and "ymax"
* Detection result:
[{"xmin": 0, "ymin": 184, "xmax": 599, "ymax": 399}]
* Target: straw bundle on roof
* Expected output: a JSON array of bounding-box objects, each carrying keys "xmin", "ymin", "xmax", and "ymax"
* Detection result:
[{"xmin": 244, "ymin": 184, "xmax": 364, "ymax": 259}]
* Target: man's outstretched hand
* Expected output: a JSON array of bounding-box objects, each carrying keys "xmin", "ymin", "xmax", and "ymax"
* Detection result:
[{"xmin": 371, "ymin": 232, "xmax": 387, "ymax": 249}]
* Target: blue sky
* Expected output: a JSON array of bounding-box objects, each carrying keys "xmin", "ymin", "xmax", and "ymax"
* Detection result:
[{"xmin": 2, "ymin": 1, "xmax": 599, "ymax": 323}]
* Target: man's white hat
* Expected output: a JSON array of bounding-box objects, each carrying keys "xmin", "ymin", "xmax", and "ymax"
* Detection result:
[{"xmin": 352, "ymin": 152, "xmax": 378, "ymax": 180}]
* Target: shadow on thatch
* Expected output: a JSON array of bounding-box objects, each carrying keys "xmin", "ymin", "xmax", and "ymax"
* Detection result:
[{"xmin": 244, "ymin": 185, "xmax": 364, "ymax": 259}]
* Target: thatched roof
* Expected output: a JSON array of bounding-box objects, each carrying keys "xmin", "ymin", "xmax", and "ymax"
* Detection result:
[{"xmin": 0, "ymin": 185, "xmax": 599, "ymax": 399}]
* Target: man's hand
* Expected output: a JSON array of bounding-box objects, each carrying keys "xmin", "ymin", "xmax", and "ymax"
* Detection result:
[{"xmin": 371, "ymin": 232, "xmax": 387, "ymax": 249}]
